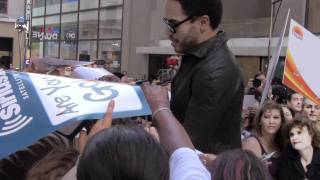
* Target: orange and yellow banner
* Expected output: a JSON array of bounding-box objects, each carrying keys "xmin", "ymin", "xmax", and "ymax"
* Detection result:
[{"xmin": 283, "ymin": 20, "xmax": 320, "ymax": 105}]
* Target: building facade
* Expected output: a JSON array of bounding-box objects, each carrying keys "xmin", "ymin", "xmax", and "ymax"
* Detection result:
[
  {"xmin": 23, "ymin": 0, "xmax": 320, "ymax": 80},
  {"xmin": 135, "ymin": 0, "xmax": 320, "ymax": 83},
  {"xmin": 29, "ymin": 0, "xmax": 123, "ymax": 72},
  {"xmin": 0, "ymin": 0, "xmax": 25, "ymax": 69}
]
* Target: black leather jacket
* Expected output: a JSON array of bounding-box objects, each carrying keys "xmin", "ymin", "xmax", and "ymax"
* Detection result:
[{"xmin": 170, "ymin": 31, "xmax": 244, "ymax": 154}]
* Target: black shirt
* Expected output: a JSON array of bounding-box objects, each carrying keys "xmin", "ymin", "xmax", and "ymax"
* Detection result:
[{"xmin": 277, "ymin": 145, "xmax": 320, "ymax": 180}]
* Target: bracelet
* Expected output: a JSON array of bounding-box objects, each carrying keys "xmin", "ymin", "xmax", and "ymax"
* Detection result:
[{"xmin": 152, "ymin": 107, "xmax": 170, "ymax": 120}]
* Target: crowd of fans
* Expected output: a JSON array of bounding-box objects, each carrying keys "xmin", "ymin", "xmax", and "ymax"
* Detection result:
[{"xmin": 1, "ymin": 62, "xmax": 320, "ymax": 180}]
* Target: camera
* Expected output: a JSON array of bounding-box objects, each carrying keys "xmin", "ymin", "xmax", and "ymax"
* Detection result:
[{"xmin": 252, "ymin": 78, "xmax": 262, "ymax": 88}]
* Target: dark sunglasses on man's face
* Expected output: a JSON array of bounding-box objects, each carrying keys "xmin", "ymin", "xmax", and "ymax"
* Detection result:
[{"xmin": 162, "ymin": 16, "xmax": 194, "ymax": 33}]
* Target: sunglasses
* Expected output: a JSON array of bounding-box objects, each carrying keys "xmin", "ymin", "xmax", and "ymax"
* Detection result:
[{"xmin": 162, "ymin": 16, "xmax": 194, "ymax": 33}]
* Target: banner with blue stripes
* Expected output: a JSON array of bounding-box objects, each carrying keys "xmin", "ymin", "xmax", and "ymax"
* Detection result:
[{"xmin": 0, "ymin": 69, "xmax": 151, "ymax": 159}]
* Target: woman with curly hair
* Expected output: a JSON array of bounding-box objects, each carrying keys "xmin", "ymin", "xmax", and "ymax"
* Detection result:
[{"xmin": 277, "ymin": 120, "xmax": 320, "ymax": 180}]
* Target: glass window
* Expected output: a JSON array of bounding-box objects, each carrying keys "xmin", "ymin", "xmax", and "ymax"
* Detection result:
[
  {"xmin": 98, "ymin": 40, "xmax": 121, "ymax": 72},
  {"xmin": 60, "ymin": 13, "xmax": 77, "ymax": 60},
  {"xmin": 78, "ymin": 41, "xmax": 97, "ymax": 61},
  {"xmin": 44, "ymin": 41, "xmax": 59, "ymax": 58},
  {"xmin": 45, "ymin": 16, "xmax": 60, "ymax": 41},
  {"xmin": 46, "ymin": 0, "xmax": 61, "ymax": 15},
  {"xmin": 61, "ymin": 41, "xmax": 77, "ymax": 60},
  {"xmin": 308, "ymin": 0, "xmax": 320, "ymax": 33},
  {"xmin": 0, "ymin": 0, "xmax": 7, "ymax": 14},
  {"xmin": 31, "ymin": 17, "xmax": 45, "ymax": 41},
  {"xmin": 32, "ymin": 0, "xmax": 45, "ymax": 16},
  {"xmin": 61, "ymin": 13, "xmax": 77, "ymax": 41},
  {"xmin": 31, "ymin": 41, "xmax": 44, "ymax": 59},
  {"xmin": 101, "ymin": 0, "xmax": 123, "ymax": 7},
  {"xmin": 99, "ymin": 7, "xmax": 122, "ymax": 39},
  {"xmin": 79, "ymin": 11, "xmax": 98, "ymax": 39},
  {"xmin": 80, "ymin": 0, "xmax": 98, "ymax": 10},
  {"xmin": 62, "ymin": 0, "xmax": 78, "ymax": 12}
]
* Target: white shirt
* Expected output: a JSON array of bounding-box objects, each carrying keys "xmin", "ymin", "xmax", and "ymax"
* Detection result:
[{"xmin": 169, "ymin": 147, "xmax": 211, "ymax": 180}]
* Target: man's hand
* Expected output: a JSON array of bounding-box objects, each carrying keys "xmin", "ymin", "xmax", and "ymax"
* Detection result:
[
  {"xmin": 78, "ymin": 100, "xmax": 115, "ymax": 154},
  {"xmin": 141, "ymin": 85, "xmax": 170, "ymax": 113}
]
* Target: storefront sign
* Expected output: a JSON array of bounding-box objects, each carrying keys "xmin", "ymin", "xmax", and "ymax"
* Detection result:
[
  {"xmin": 32, "ymin": 27, "xmax": 60, "ymax": 40},
  {"xmin": 65, "ymin": 31, "xmax": 76, "ymax": 41},
  {"xmin": 0, "ymin": 69, "xmax": 151, "ymax": 159},
  {"xmin": 32, "ymin": 31, "xmax": 59, "ymax": 40}
]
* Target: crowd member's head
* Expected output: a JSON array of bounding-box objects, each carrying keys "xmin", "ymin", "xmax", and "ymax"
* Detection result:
[
  {"xmin": 253, "ymin": 72, "xmax": 266, "ymax": 93},
  {"xmin": 254, "ymin": 102, "xmax": 285, "ymax": 148},
  {"xmin": 27, "ymin": 148, "xmax": 78, "ymax": 180},
  {"xmin": 286, "ymin": 92, "xmax": 304, "ymax": 113},
  {"xmin": 0, "ymin": 132, "xmax": 71, "ymax": 179},
  {"xmin": 164, "ymin": 0, "xmax": 222, "ymax": 53},
  {"xmin": 210, "ymin": 149, "xmax": 271, "ymax": 180},
  {"xmin": 272, "ymin": 85, "xmax": 288, "ymax": 104},
  {"xmin": 281, "ymin": 105, "xmax": 294, "ymax": 123},
  {"xmin": 302, "ymin": 98, "xmax": 320, "ymax": 121},
  {"xmin": 77, "ymin": 125, "xmax": 169, "ymax": 180},
  {"xmin": 284, "ymin": 120, "xmax": 320, "ymax": 150}
]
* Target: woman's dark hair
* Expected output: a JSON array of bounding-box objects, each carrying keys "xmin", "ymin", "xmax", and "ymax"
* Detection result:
[
  {"xmin": 210, "ymin": 149, "xmax": 271, "ymax": 180},
  {"xmin": 253, "ymin": 102, "xmax": 285, "ymax": 150},
  {"xmin": 254, "ymin": 72, "xmax": 265, "ymax": 80},
  {"xmin": 0, "ymin": 132, "xmax": 71, "ymax": 179},
  {"xmin": 284, "ymin": 119, "xmax": 320, "ymax": 148},
  {"xmin": 77, "ymin": 125, "xmax": 169, "ymax": 180},
  {"xmin": 27, "ymin": 147, "xmax": 79, "ymax": 180},
  {"xmin": 175, "ymin": 0, "xmax": 222, "ymax": 30}
]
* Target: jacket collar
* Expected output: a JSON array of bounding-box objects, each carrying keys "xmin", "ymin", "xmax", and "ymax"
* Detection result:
[{"xmin": 186, "ymin": 31, "xmax": 228, "ymax": 59}]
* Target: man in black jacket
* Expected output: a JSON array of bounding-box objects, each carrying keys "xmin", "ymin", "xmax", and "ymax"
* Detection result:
[{"xmin": 143, "ymin": 0, "xmax": 244, "ymax": 154}]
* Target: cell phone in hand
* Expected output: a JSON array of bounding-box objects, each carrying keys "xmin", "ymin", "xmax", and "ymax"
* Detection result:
[{"xmin": 261, "ymin": 151, "xmax": 276, "ymax": 161}]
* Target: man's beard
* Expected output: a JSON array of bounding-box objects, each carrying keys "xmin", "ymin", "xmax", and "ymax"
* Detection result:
[
  {"xmin": 176, "ymin": 37, "xmax": 198, "ymax": 53},
  {"xmin": 171, "ymin": 28, "xmax": 199, "ymax": 54}
]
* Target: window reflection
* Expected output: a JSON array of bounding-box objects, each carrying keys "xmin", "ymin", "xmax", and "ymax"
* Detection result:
[
  {"xmin": 61, "ymin": 42, "xmax": 77, "ymax": 60},
  {"xmin": 45, "ymin": 16, "xmax": 60, "ymax": 41},
  {"xmin": 98, "ymin": 40, "xmax": 121, "ymax": 72},
  {"xmin": 61, "ymin": 13, "xmax": 77, "ymax": 59},
  {"xmin": 31, "ymin": 41, "xmax": 44, "ymax": 59},
  {"xmin": 32, "ymin": 0, "xmax": 45, "ymax": 16},
  {"xmin": 61, "ymin": 13, "xmax": 77, "ymax": 41},
  {"xmin": 31, "ymin": 17, "xmax": 44, "ymax": 41},
  {"xmin": 78, "ymin": 41, "xmax": 97, "ymax": 61},
  {"xmin": 101, "ymin": 0, "xmax": 123, "ymax": 7},
  {"xmin": 0, "ymin": 0, "xmax": 7, "ymax": 14},
  {"xmin": 80, "ymin": 0, "xmax": 98, "ymax": 10},
  {"xmin": 46, "ymin": 0, "xmax": 60, "ymax": 15},
  {"xmin": 79, "ymin": 11, "xmax": 98, "ymax": 39},
  {"xmin": 99, "ymin": 7, "xmax": 122, "ymax": 39},
  {"xmin": 62, "ymin": 0, "xmax": 78, "ymax": 12},
  {"xmin": 44, "ymin": 41, "xmax": 59, "ymax": 58},
  {"xmin": 29, "ymin": 0, "xmax": 123, "ymax": 68}
]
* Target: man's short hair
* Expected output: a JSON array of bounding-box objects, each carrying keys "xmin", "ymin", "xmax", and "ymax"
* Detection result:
[
  {"xmin": 286, "ymin": 90, "xmax": 299, "ymax": 102},
  {"xmin": 175, "ymin": 0, "xmax": 222, "ymax": 30}
]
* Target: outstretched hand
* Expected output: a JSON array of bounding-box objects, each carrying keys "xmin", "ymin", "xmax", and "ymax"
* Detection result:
[
  {"xmin": 141, "ymin": 84, "xmax": 170, "ymax": 113},
  {"xmin": 78, "ymin": 100, "xmax": 115, "ymax": 154}
]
